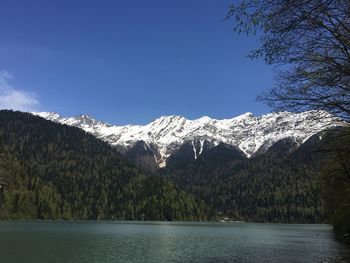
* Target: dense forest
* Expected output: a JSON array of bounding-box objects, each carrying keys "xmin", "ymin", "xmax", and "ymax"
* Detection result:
[
  {"xmin": 0, "ymin": 110, "xmax": 348, "ymax": 226},
  {"xmin": 0, "ymin": 110, "xmax": 206, "ymax": 220},
  {"xmin": 161, "ymin": 138, "xmax": 326, "ymax": 223},
  {"xmin": 318, "ymin": 129, "xmax": 350, "ymax": 235}
]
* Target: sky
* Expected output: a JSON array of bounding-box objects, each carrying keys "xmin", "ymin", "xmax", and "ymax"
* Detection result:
[{"xmin": 0, "ymin": 0, "xmax": 274, "ymax": 125}]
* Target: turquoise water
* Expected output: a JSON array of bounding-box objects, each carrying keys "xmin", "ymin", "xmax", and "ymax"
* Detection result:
[{"xmin": 0, "ymin": 221, "xmax": 349, "ymax": 263}]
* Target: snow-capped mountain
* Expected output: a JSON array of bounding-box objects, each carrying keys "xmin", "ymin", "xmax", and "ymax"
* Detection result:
[{"xmin": 32, "ymin": 111, "xmax": 344, "ymax": 167}]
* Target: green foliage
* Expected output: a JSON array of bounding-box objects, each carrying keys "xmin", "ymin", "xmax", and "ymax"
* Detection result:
[
  {"xmin": 0, "ymin": 110, "xmax": 204, "ymax": 220},
  {"xmin": 162, "ymin": 139, "xmax": 326, "ymax": 223},
  {"xmin": 0, "ymin": 110, "xmax": 346, "ymax": 224},
  {"xmin": 319, "ymin": 128, "xmax": 350, "ymax": 234},
  {"xmin": 332, "ymin": 205, "xmax": 350, "ymax": 234}
]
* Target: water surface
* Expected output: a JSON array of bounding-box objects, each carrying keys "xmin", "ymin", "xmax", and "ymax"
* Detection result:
[{"xmin": 0, "ymin": 221, "xmax": 349, "ymax": 263}]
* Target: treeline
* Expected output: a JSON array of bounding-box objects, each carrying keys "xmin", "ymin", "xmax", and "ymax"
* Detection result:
[
  {"xmin": 0, "ymin": 110, "xmax": 206, "ymax": 220},
  {"xmin": 0, "ymin": 110, "xmax": 348, "ymax": 225},
  {"xmin": 318, "ymin": 128, "xmax": 350, "ymax": 235},
  {"xmin": 161, "ymin": 140, "xmax": 326, "ymax": 223}
]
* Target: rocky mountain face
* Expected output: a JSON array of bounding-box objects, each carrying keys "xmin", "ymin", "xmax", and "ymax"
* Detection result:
[{"xmin": 33, "ymin": 111, "xmax": 343, "ymax": 169}]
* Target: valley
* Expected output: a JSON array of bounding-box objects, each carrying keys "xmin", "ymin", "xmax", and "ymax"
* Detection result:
[{"xmin": 0, "ymin": 110, "xmax": 346, "ymax": 222}]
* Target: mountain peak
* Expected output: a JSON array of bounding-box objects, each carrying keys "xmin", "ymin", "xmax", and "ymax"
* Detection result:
[
  {"xmin": 232, "ymin": 112, "xmax": 254, "ymax": 121},
  {"xmin": 72, "ymin": 114, "xmax": 97, "ymax": 124},
  {"xmin": 153, "ymin": 115, "xmax": 185, "ymax": 122},
  {"xmin": 33, "ymin": 110, "xmax": 345, "ymax": 167},
  {"xmin": 75, "ymin": 114, "xmax": 93, "ymax": 119},
  {"xmin": 32, "ymin": 112, "xmax": 61, "ymax": 121},
  {"xmin": 197, "ymin": 116, "xmax": 212, "ymax": 122}
]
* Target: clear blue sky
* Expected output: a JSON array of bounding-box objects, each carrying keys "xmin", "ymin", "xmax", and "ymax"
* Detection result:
[{"xmin": 0, "ymin": 0, "xmax": 273, "ymax": 124}]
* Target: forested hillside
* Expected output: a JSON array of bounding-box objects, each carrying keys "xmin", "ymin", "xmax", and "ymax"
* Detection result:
[
  {"xmin": 161, "ymin": 137, "xmax": 329, "ymax": 223},
  {"xmin": 0, "ymin": 110, "xmax": 206, "ymax": 220},
  {"xmin": 0, "ymin": 110, "xmax": 345, "ymax": 223}
]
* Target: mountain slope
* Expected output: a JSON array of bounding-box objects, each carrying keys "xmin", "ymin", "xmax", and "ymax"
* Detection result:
[
  {"xmin": 33, "ymin": 111, "xmax": 342, "ymax": 168},
  {"xmin": 0, "ymin": 110, "xmax": 206, "ymax": 220},
  {"xmin": 160, "ymin": 133, "xmax": 331, "ymax": 223},
  {"xmin": 0, "ymin": 110, "xmax": 343, "ymax": 223}
]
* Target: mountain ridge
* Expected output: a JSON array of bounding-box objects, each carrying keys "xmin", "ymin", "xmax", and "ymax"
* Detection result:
[
  {"xmin": 32, "ymin": 110, "xmax": 344, "ymax": 168},
  {"xmin": 0, "ymin": 110, "xmax": 206, "ymax": 220}
]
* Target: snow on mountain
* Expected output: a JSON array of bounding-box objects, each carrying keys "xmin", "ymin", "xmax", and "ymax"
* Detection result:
[{"xmin": 32, "ymin": 111, "xmax": 344, "ymax": 167}]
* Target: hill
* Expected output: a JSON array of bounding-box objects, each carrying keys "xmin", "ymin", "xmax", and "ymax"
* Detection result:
[{"xmin": 0, "ymin": 110, "xmax": 206, "ymax": 220}]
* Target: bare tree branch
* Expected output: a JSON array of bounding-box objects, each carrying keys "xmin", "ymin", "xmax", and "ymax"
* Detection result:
[{"xmin": 227, "ymin": 0, "xmax": 350, "ymax": 121}]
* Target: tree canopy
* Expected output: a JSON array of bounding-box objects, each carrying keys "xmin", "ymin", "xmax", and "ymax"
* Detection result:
[{"xmin": 228, "ymin": 0, "xmax": 350, "ymax": 120}]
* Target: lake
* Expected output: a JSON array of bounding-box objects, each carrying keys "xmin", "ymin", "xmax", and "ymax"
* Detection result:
[{"xmin": 0, "ymin": 221, "xmax": 349, "ymax": 263}]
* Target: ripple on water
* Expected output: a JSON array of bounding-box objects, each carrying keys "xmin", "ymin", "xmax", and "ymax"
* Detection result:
[{"xmin": 0, "ymin": 221, "xmax": 349, "ymax": 263}]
